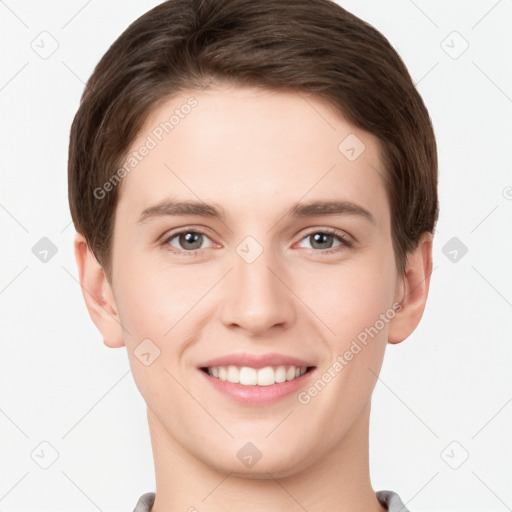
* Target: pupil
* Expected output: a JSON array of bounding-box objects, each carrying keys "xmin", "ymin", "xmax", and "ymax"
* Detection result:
[
  {"xmin": 181, "ymin": 232, "xmax": 202, "ymax": 250},
  {"xmin": 178, "ymin": 232, "xmax": 334, "ymax": 251},
  {"xmin": 311, "ymin": 233, "xmax": 332, "ymax": 249}
]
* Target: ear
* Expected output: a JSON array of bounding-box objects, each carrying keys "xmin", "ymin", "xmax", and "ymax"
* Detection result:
[
  {"xmin": 388, "ymin": 231, "xmax": 434, "ymax": 344},
  {"xmin": 73, "ymin": 232, "xmax": 125, "ymax": 348}
]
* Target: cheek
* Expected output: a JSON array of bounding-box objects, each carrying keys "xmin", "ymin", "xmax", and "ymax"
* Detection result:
[
  {"xmin": 115, "ymin": 275, "xmax": 183, "ymax": 343},
  {"xmin": 113, "ymin": 244, "xmax": 190, "ymax": 327},
  {"xmin": 315, "ymin": 257, "xmax": 396, "ymax": 340},
  {"xmin": 113, "ymin": 253, "xmax": 214, "ymax": 377},
  {"xmin": 113, "ymin": 265, "xmax": 191, "ymax": 403},
  {"xmin": 313, "ymin": 265, "xmax": 393, "ymax": 406},
  {"xmin": 115, "ymin": 240, "xmax": 396, "ymax": 341}
]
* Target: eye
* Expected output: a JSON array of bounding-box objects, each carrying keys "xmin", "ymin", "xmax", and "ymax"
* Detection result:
[
  {"xmin": 297, "ymin": 229, "xmax": 353, "ymax": 254},
  {"xmin": 163, "ymin": 229, "xmax": 214, "ymax": 254},
  {"xmin": 161, "ymin": 227, "xmax": 354, "ymax": 256}
]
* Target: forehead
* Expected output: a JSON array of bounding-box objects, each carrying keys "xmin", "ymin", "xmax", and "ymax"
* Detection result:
[{"xmin": 116, "ymin": 85, "xmax": 390, "ymax": 228}]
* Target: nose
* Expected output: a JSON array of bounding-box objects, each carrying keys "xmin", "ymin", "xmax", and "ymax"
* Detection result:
[{"xmin": 219, "ymin": 243, "xmax": 297, "ymax": 336}]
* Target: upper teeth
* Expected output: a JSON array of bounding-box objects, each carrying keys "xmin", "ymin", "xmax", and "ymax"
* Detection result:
[{"xmin": 207, "ymin": 365, "xmax": 308, "ymax": 386}]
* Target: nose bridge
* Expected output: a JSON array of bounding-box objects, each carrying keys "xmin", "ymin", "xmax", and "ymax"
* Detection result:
[{"xmin": 221, "ymin": 235, "xmax": 295, "ymax": 334}]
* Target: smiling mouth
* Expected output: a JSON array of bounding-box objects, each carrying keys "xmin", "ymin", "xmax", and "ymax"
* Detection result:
[{"xmin": 200, "ymin": 365, "xmax": 315, "ymax": 386}]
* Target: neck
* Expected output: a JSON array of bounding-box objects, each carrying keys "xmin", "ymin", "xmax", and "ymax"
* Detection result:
[{"xmin": 148, "ymin": 400, "xmax": 386, "ymax": 512}]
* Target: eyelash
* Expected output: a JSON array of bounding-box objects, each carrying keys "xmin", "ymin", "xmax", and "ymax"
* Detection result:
[{"xmin": 161, "ymin": 227, "xmax": 354, "ymax": 257}]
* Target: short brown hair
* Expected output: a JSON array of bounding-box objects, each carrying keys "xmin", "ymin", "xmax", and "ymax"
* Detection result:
[{"xmin": 68, "ymin": 0, "xmax": 439, "ymax": 281}]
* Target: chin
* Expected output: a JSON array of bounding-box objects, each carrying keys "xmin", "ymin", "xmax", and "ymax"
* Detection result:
[{"xmin": 202, "ymin": 441, "xmax": 310, "ymax": 480}]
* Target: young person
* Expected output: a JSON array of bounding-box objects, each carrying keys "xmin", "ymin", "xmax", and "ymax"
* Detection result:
[{"xmin": 68, "ymin": 1, "xmax": 438, "ymax": 510}]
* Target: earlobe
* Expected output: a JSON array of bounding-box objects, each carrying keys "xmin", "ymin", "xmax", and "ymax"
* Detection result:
[
  {"xmin": 388, "ymin": 232, "xmax": 434, "ymax": 344},
  {"xmin": 73, "ymin": 232, "xmax": 125, "ymax": 348}
]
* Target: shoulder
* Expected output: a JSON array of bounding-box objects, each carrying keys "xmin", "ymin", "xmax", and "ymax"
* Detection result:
[
  {"xmin": 132, "ymin": 492, "xmax": 155, "ymax": 512},
  {"xmin": 376, "ymin": 489, "xmax": 411, "ymax": 512},
  {"xmin": 132, "ymin": 490, "xmax": 410, "ymax": 512}
]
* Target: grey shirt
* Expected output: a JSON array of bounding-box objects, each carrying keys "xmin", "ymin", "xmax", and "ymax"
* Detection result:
[{"xmin": 132, "ymin": 489, "xmax": 411, "ymax": 511}]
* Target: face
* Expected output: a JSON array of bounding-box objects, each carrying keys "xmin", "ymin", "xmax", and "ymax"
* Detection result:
[{"xmin": 107, "ymin": 84, "xmax": 405, "ymax": 477}]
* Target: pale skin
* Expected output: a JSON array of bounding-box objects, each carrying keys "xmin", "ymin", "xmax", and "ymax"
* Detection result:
[{"xmin": 74, "ymin": 83, "xmax": 433, "ymax": 512}]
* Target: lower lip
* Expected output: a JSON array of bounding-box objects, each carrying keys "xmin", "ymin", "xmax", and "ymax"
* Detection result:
[{"xmin": 198, "ymin": 367, "xmax": 316, "ymax": 405}]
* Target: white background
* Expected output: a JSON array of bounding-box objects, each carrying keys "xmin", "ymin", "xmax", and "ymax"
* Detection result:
[{"xmin": 1, "ymin": 1, "xmax": 511, "ymax": 511}]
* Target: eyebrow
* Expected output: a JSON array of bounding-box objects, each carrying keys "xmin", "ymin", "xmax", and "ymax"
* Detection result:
[{"xmin": 137, "ymin": 198, "xmax": 375, "ymax": 225}]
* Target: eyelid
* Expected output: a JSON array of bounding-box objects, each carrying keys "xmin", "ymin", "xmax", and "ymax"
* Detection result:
[
  {"xmin": 161, "ymin": 226, "xmax": 216, "ymax": 248},
  {"xmin": 296, "ymin": 227, "xmax": 354, "ymax": 249},
  {"xmin": 160, "ymin": 224, "xmax": 213, "ymax": 240},
  {"xmin": 161, "ymin": 225, "xmax": 355, "ymax": 255}
]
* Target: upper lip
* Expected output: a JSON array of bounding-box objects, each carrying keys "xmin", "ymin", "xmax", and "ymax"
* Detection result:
[{"xmin": 199, "ymin": 352, "xmax": 315, "ymax": 369}]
